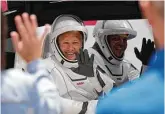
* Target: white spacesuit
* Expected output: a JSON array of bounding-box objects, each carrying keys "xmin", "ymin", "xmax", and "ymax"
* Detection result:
[
  {"xmin": 88, "ymin": 20, "xmax": 141, "ymax": 86},
  {"xmin": 43, "ymin": 15, "xmax": 114, "ymax": 114}
]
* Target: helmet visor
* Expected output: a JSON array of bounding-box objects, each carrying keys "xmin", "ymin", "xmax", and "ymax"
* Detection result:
[{"xmin": 98, "ymin": 28, "xmax": 137, "ymax": 40}]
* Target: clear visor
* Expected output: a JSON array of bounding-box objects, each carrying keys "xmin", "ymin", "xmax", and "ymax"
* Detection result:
[
  {"xmin": 50, "ymin": 25, "xmax": 87, "ymax": 40},
  {"xmin": 97, "ymin": 28, "xmax": 137, "ymax": 40}
]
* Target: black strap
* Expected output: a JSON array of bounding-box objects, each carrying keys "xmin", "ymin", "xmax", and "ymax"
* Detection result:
[
  {"xmin": 140, "ymin": 65, "xmax": 143, "ymax": 75},
  {"xmin": 79, "ymin": 102, "xmax": 88, "ymax": 114},
  {"xmin": 96, "ymin": 69, "xmax": 105, "ymax": 88},
  {"xmin": 97, "ymin": 65, "xmax": 106, "ymax": 74}
]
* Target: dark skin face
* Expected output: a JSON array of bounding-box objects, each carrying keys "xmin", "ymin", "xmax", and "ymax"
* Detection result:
[{"xmin": 107, "ymin": 34, "xmax": 128, "ymax": 58}]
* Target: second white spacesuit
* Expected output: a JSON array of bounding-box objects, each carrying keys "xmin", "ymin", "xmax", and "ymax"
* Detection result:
[{"xmin": 88, "ymin": 20, "xmax": 141, "ymax": 86}]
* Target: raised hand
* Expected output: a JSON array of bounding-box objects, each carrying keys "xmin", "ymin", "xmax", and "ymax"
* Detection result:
[
  {"xmin": 134, "ymin": 38, "xmax": 155, "ymax": 65},
  {"xmin": 11, "ymin": 12, "xmax": 50, "ymax": 63},
  {"xmin": 72, "ymin": 49, "xmax": 94, "ymax": 77}
]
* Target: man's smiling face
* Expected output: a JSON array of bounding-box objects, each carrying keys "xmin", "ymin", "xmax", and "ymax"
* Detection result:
[{"xmin": 107, "ymin": 34, "xmax": 128, "ymax": 58}]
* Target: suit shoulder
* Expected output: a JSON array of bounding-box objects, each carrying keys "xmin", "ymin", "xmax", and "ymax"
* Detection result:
[
  {"xmin": 123, "ymin": 59, "xmax": 138, "ymax": 70},
  {"xmin": 123, "ymin": 59, "xmax": 132, "ymax": 64}
]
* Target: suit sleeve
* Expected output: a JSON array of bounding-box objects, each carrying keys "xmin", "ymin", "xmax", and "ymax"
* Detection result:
[{"xmin": 27, "ymin": 59, "xmax": 62, "ymax": 114}]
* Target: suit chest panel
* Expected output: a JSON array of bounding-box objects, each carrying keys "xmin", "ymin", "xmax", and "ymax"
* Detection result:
[
  {"xmin": 55, "ymin": 69, "xmax": 98, "ymax": 101},
  {"xmin": 104, "ymin": 64, "xmax": 129, "ymax": 85}
]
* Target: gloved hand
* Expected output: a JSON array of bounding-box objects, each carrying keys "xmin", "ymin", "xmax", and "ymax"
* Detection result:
[
  {"xmin": 72, "ymin": 49, "xmax": 113, "ymax": 97},
  {"xmin": 71, "ymin": 49, "xmax": 95, "ymax": 77},
  {"xmin": 134, "ymin": 38, "xmax": 155, "ymax": 65}
]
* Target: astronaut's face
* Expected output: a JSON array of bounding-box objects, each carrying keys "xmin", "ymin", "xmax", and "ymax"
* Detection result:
[
  {"xmin": 107, "ymin": 34, "xmax": 128, "ymax": 58},
  {"xmin": 58, "ymin": 31, "xmax": 83, "ymax": 60}
]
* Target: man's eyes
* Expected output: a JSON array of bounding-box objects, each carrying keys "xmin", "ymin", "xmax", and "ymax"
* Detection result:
[
  {"xmin": 63, "ymin": 42, "xmax": 69, "ymax": 44},
  {"xmin": 123, "ymin": 39, "xmax": 127, "ymax": 42},
  {"xmin": 63, "ymin": 42, "xmax": 79, "ymax": 44},
  {"xmin": 73, "ymin": 42, "xmax": 79, "ymax": 44},
  {"xmin": 112, "ymin": 37, "xmax": 120, "ymax": 41}
]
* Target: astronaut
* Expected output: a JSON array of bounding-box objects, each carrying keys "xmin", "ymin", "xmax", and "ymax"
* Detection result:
[
  {"xmin": 43, "ymin": 15, "xmax": 114, "ymax": 114},
  {"xmin": 88, "ymin": 20, "xmax": 155, "ymax": 86}
]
